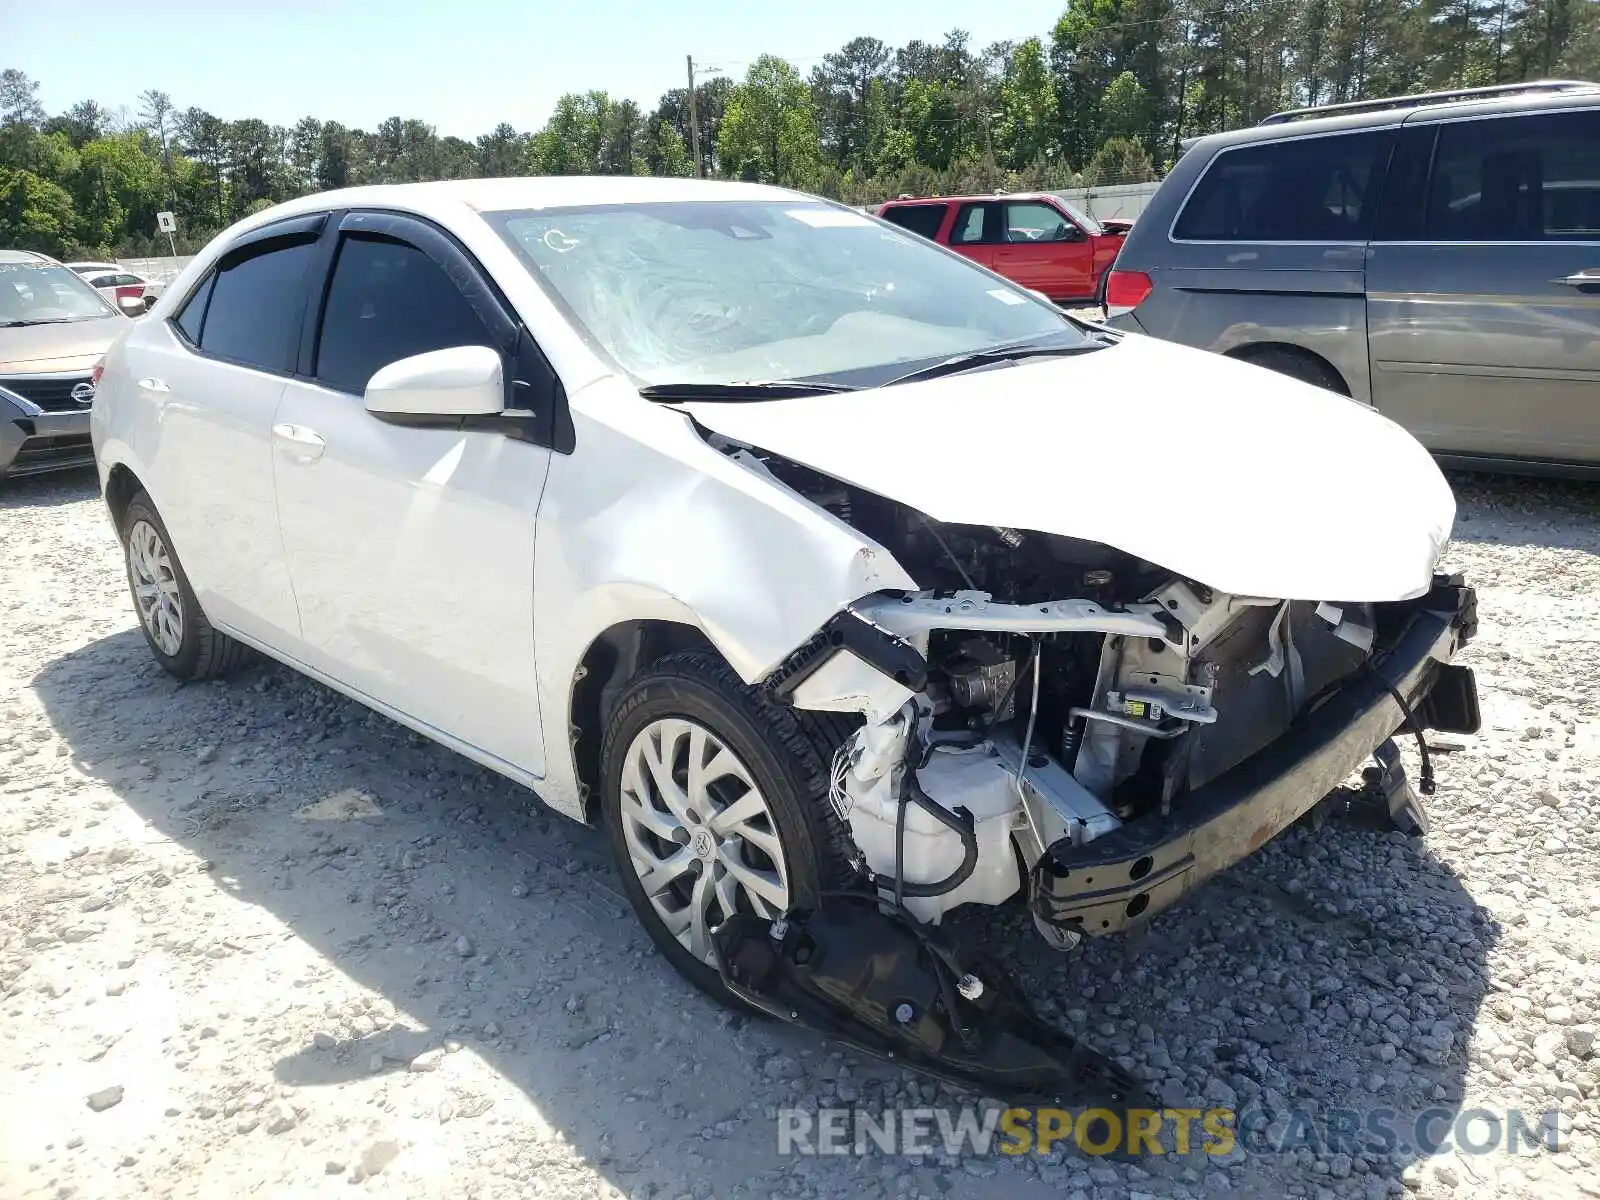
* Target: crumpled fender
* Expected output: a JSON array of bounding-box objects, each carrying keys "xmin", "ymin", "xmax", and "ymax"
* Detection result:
[{"xmin": 532, "ymin": 376, "xmax": 918, "ymax": 819}]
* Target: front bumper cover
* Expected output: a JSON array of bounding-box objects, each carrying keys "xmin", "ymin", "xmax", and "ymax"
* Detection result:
[
  {"xmin": 1, "ymin": 407, "xmax": 94, "ymax": 479},
  {"xmin": 1031, "ymin": 576, "xmax": 1478, "ymax": 939}
]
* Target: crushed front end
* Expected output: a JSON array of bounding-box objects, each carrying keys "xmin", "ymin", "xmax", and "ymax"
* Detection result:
[
  {"xmin": 704, "ymin": 449, "xmax": 1480, "ymax": 1104},
  {"xmin": 1028, "ymin": 574, "xmax": 1478, "ymax": 940}
]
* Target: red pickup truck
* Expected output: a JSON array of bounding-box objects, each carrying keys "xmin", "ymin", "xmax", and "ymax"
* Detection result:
[{"xmin": 875, "ymin": 193, "xmax": 1125, "ymax": 303}]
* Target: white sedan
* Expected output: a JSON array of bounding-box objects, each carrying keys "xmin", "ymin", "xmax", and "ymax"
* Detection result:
[
  {"xmin": 89, "ymin": 178, "xmax": 1479, "ymax": 1092},
  {"xmin": 65, "ymin": 262, "xmax": 164, "ymax": 312}
]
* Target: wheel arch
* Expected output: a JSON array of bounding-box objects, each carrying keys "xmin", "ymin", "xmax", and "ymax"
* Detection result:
[
  {"xmin": 104, "ymin": 461, "xmax": 147, "ymax": 535},
  {"xmin": 569, "ymin": 618, "xmax": 719, "ymax": 823},
  {"xmin": 1223, "ymin": 341, "xmax": 1353, "ymax": 398}
]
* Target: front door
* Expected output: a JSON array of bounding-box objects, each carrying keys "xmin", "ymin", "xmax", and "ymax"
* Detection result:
[
  {"xmin": 1368, "ymin": 108, "xmax": 1600, "ymax": 462},
  {"xmin": 271, "ymin": 218, "xmax": 553, "ymax": 775},
  {"xmin": 987, "ymin": 199, "xmax": 1095, "ymax": 299}
]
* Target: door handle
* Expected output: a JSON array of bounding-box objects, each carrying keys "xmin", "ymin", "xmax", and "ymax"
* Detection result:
[
  {"xmin": 1557, "ymin": 270, "xmax": 1600, "ymax": 289},
  {"xmin": 137, "ymin": 377, "xmax": 170, "ymax": 392},
  {"xmin": 271, "ymin": 422, "xmax": 327, "ymax": 461}
]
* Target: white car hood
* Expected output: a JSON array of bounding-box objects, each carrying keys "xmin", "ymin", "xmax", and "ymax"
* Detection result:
[{"xmin": 682, "ymin": 336, "xmax": 1456, "ymax": 602}]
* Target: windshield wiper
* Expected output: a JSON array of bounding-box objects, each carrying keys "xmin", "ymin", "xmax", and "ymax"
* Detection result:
[
  {"xmin": 0, "ymin": 317, "xmax": 80, "ymax": 327},
  {"xmin": 882, "ymin": 340, "xmax": 1101, "ymax": 387},
  {"xmin": 639, "ymin": 380, "xmax": 858, "ymax": 402}
]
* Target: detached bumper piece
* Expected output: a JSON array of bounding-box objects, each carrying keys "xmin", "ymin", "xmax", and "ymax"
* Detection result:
[
  {"xmin": 1032, "ymin": 576, "xmax": 1479, "ymax": 940},
  {"xmin": 713, "ymin": 898, "xmax": 1148, "ymax": 1109}
]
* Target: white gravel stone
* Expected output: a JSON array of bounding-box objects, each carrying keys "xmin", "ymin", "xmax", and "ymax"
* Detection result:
[{"xmin": 408, "ymin": 1048, "xmax": 446, "ymax": 1072}]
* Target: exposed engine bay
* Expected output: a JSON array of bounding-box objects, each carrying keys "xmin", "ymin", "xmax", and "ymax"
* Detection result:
[
  {"xmin": 703, "ymin": 437, "xmax": 1480, "ymax": 1105},
  {"xmin": 749, "ymin": 450, "xmax": 1396, "ymax": 927}
]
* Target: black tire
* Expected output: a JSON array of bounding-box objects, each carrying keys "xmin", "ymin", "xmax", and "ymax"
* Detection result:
[
  {"xmin": 121, "ymin": 490, "xmax": 249, "ymax": 681},
  {"xmin": 1232, "ymin": 346, "xmax": 1349, "ymax": 396},
  {"xmin": 599, "ymin": 649, "xmax": 854, "ymax": 1003}
]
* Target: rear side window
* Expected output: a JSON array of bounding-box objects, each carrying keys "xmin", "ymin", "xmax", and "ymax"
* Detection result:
[
  {"xmin": 174, "ymin": 274, "xmax": 213, "ymax": 345},
  {"xmin": 1174, "ymin": 130, "xmax": 1396, "ymax": 242},
  {"xmin": 314, "ymin": 233, "xmax": 494, "ymax": 394},
  {"xmin": 879, "ymin": 204, "xmax": 947, "ymax": 241},
  {"xmin": 198, "ymin": 237, "xmax": 316, "ymax": 371},
  {"xmin": 951, "ymin": 202, "xmax": 995, "ymax": 244},
  {"xmin": 1425, "ymin": 110, "xmax": 1600, "ymax": 240}
]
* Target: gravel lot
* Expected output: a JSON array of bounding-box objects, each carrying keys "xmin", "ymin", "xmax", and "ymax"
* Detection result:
[{"xmin": 2, "ymin": 468, "xmax": 1597, "ymax": 1200}]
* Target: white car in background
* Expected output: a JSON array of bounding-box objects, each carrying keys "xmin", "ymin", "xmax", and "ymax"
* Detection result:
[
  {"xmin": 65, "ymin": 262, "xmax": 163, "ymax": 313},
  {"xmin": 89, "ymin": 177, "xmax": 1480, "ymax": 1104}
]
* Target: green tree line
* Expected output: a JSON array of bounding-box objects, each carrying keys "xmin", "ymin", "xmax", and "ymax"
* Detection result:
[{"xmin": 3, "ymin": 0, "xmax": 1597, "ymax": 258}]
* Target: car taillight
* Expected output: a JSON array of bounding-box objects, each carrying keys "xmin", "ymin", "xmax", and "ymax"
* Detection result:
[
  {"xmin": 1104, "ymin": 270, "xmax": 1153, "ymax": 311},
  {"xmin": 91, "ymin": 358, "xmax": 104, "ymax": 387}
]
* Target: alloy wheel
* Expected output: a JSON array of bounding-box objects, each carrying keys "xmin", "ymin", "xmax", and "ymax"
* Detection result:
[
  {"xmin": 128, "ymin": 519, "xmax": 184, "ymax": 656},
  {"xmin": 618, "ymin": 717, "xmax": 791, "ymax": 964}
]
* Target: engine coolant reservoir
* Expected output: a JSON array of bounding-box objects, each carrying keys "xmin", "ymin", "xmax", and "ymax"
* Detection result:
[{"xmin": 844, "ymin": 745, "xmax": 1023, "ymax": 923}]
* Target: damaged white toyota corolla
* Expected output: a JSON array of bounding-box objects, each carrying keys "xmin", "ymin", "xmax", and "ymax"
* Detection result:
[{"xmin": 92, "ymin": 178, "xmax": 1480, "ymax": 1106}]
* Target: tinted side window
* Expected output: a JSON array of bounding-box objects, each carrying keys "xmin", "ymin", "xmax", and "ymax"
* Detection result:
[
  {"xmin": 174, "ymin": 273, "xmax": 214, "ymax": 345},
  {"xmin": 315, "ymin": 234, "xmax": 494, "ymax": 394},
  {"xmin": 1174, "ymin": 130, "xmax": 1396, "ymax": 242},
  {"xmin": 198, "ymin": 237, "xmax": 316, "ymax": 371},
  {"xmin": 1425, "ymin": 110, "xmax": 1600, "ymax": 241},
  {"xmin": 879, "ymin": 204, "xmax": 947, "ymax": 241}
]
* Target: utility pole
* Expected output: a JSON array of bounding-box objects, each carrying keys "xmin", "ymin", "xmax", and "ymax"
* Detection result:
[{"xmin": 686, "ymin": 55, "xmax": 704, "ymax": 178}]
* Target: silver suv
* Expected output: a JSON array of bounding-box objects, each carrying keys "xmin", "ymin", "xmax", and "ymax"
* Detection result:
[{"xmin": 1105, "ymin": 80, "xmax": 1600, "ymax": 476}]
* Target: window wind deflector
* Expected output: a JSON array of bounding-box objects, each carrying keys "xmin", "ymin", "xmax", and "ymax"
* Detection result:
[
  {"xmin": 881, "ymin": 340, "xmax": 1101, "ymax": 388},
  {"xmin": 638, "ymin": 380, "xmax": 859, "ymax": 402}
]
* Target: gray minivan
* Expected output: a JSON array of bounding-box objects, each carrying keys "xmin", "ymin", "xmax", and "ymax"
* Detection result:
[{"xmin": 1105, "ymin": 80, "xmax": 1600, "ymax": 476}]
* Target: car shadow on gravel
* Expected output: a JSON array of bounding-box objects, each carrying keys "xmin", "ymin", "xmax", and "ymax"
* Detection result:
[
  {"xmin": 35, "ymin": 629, "xmax": 1501, "ymax": 1198},
  {"xmin": 0, "ymin": 467, "xmax": 99, "ymax": 510}
]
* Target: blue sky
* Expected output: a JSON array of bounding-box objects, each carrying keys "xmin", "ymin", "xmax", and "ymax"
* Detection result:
[{"xmin": 5, "ymin": 0, "xmax": 1068, "ymax": 139}]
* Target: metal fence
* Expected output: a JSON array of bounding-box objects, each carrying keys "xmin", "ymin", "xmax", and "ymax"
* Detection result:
[
  {"xmin": 1052, "ymin": 181, "xmax": 1161, "ymax": 223},
  {"xmin": 118, "ymin": 256, "xmax": 195, "ymax": 284}
]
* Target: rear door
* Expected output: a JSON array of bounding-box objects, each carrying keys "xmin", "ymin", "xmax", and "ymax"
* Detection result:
[
  {"xmin": 988, "ymin": 199, "xmax": 1096, "ymax": 299},
  {"xmin": 126, "ymin": 218, "xmax": 322, "ymax": 649},
  {"xmin": 1367, "ymin": 107, "xmax": 1600, "ymax": 462},
  {"xmin": 946, "ymin": 201, "xmax": 998, "ymax": 271}
]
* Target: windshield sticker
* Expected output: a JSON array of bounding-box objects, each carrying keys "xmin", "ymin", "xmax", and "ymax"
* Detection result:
[
  {"xmin": 785, "ymin": 208, "xmax": 873, "ymax": 228},
  {"xmin": 987, "ymin": 289, "xmax": 1026, "ymax": 305}
]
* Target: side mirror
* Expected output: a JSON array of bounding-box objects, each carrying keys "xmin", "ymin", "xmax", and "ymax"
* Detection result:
[
  {"xmin": 364, "ymin": 346, "xmax": 504, "ymax": 418},
  {"xmin": 1060, "ymin": 224, "xmax": 1088, "ymax": 243},
  {"xmin": 117, "ymin": 294, "xmax": 145, "ymax": 316}
]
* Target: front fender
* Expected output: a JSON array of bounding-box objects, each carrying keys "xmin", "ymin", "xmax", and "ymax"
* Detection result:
[{"xmin": 531, "ymin": 381, "xmax": 917, "ymax": 818}]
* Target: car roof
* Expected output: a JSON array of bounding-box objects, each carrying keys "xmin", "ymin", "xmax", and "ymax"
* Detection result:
[
  {"xmin": 1, "ymin": 249, "xmax": 61, "ymax": 266},
  {"xmin": 198, "ymin": 177, "xmax": 831, "ymax": 264},
  {"xmin": 881, "ymin": 193, "xmax": 1060, "ymax": 205},
  {"xmin": 65, "ymin": 261, "xmax": 122, "ymax": 270},
  {"xmin": 1183, "ymin": 83, "xmax": 1600, "ymax": 156},
  {"xmin": 180, "ymin": 177, "xmax": 842, "ymax": 283},
  {"xmin": 270, "ymin": 176, "xmax": 809, "ymax": 218}
]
